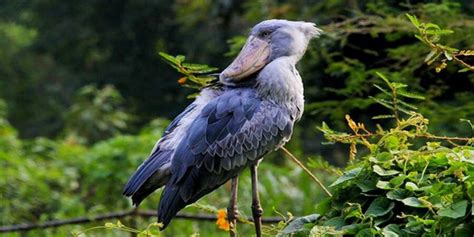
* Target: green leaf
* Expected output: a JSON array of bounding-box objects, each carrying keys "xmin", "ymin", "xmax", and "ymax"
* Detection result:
[
  {"xmin": 384, "ymin": 135, "xmax": 400, "ymax": 150},
  {"xmin": 454, "ymin": 223, "xmax": 474, "ymax": 236},
  {"xmin": 372, "ymin": 114, "xmax": 396, "ymax": 120},
  {"xmin": 176, "ymin": 55, "xmax": 185, "ymax": 62},
  {"xmin": 375, "ymin": 72, "xmax": 391, "ymax": 87},
  {"xmin": 356, "ymin": 228, "xmax": 377, "ymax": 237},
  {"xmin": 425, "ymin": 29, "xmax": 454, "ymax": 35},
  {"xmin": 318, "ymin": 121, "xmax": 334, "ymax": 134},
  {"xmin": 405, "ymin": 182, "xmax": 419, "ymax": 191},
  {"xmin": 314, "ymin": 197, "xmax": 332, "ymax": 215},
  {"xmin": 391, "ymin": 82, "xmax": 407, "ymax": 89},
  {"xmin": 414, "ymin": 34, "xmax": 426, "ymax": 43},
  {"xmin": 460, "ymin": 119, "xmax": 474, "ymax": 131},
  {"xmin": 424, "ymin": 23, "xmax": 441, "ymax": 30},
  {"xmin": 396, "ymin": 106, "xmax": 413, "ymax": 115},
  {"xmin": 437, "ymin": 200, "xmax": 468, "ymax": 219},
  {"xmin": 373, "ymin": 84, "xmax": 391, "ymax": 96},
  {"xmin": 373, "ymin": 165, "xmax": 399, "ymax": 176},
  {"xmin": 397, "ymin": 90, "xmax": 425, "ymax": 100},
  {"xmin": 329, "ymin": 167, "xmax": 362, "ymax": 187},
  {"xmin": 309, "ymin": 225, "xmax": 344, "ymax": 236},
  {"xmin": 356, "ymin": 179, "xmax": 377, "ymax": 192},
  {"xmin": 406, "ymin": 13, "xmax": 420, "ymax": 28},
  {"xmin": 341, "ymin": 224, "xmax": 368, "ymax": 235},
  {"xmin": 374, "ymin": 211, "xmax": 394, "ymax": 226},
  {"xmin": 424, "ymin": 49, "xmax": 438, "ymax": 63},
  {"xmin": 402, "ymin": 197, "xmax": 427, "ymax": 208},
  {"xmin": 345, "ymin": 204, "xmax": 364, "ymax": 220},
  {"xmin": 373, "ymin": 152, "xmax": 392, "ymax": 163},
  {"xmin": 158, "ymin": 52, "xmax": 180, "ymax": 65},
  {"xmin": 398, "ymin": 100, "xmax": 418, "ymax": 111},
  {"xmin": 389, "ymin": 175, "xmax": 407, "ymax": 187},
  {"xmin": 323, "ymin": 216, "xmax": 346, "ymax": 229},
  {"xmin": 278, "ymin": 214, "xmax": 320, "ymax": 235},
  {"xmin": 426, "ymin": 50, "xmax": 442, "ymax": 65},
  {"xmin": 444, "ymin": 51, "xmax": 453, "ymax": 61},
  {"xmin": 104, "ymin": 222, "xmax": 116, "ymax": 229},
  {"xmin": 183, "ymin": 63, "xmax": 218, "ymax": 73},
  {"xmin": 382, "ymin": 224, "xmax": 402, "ymax": 237},
  {"xmin": 370, "ymin": 97, "xmax": 395, "ymax": 110},
  {"xmin": 386, "ymin": 189, "xmax": 411, "ymax": 201},
  {"xmin": 365, "ymin": 197, "xmax": 395, "ymax": 217},
  {"xmin": 181, "ymin": 63, "xmax": 208, "ymax": 70},
  {"xmin": 376, "ymin": 180, "xmax": 393, "ymax": 190}
]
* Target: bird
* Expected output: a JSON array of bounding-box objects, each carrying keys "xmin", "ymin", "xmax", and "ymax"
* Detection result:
[{"xmin": 123, "ymin": 19, "xmax": 321, "ymax": 236}]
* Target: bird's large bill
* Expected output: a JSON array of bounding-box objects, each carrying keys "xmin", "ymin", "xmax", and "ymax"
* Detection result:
[{"xmin": 220, "ymin": 36, "xmax": 270, "ymax": 83}]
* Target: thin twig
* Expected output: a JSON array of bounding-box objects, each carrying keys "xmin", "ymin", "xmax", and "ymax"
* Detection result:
[
  {"xmin": 420, "ymin": 33, "xmax": 474, "ymax": 72},
  {"xmin": 0, "ymin": 210, "xmax": 283, "ymax": 233},
  {"xmin": 415, "ymin": 134, "xmax": 473, "ymax": 142},
  {"xmin": 328, "ymin": 133, "xmax": 472, "ymax": 142},
  {"xmin": 452, "ymin": 54, "xmax": 474, "ymax": 71},
  {"xmin": 280, "ymin": 147, "xmax": 333, "ymax": 197}
]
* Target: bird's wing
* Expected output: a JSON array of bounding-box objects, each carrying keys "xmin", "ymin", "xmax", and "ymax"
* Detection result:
[
  {"xmin": 157, "ymin": 88, "xmax": 294, "ymax": 227},
  {"xmin": 122, "ymin": 103, "xmax": 197, "ymax": 204},
  {"xmin": 173, "ymin": 88, "xmax": 293, "ymax": 184},
  {"xmin": 149, "ymin": 103, "xmax": 197, "ymax": 156}
]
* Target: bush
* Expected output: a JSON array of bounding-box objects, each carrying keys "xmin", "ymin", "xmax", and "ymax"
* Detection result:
[{"xmin": 279, "ymin": 74, "xmax": 474, "ymax": 236}]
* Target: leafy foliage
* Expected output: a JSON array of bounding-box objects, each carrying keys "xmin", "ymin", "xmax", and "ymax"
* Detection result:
[
  {"xmin": 73, "ymin": 220, "xmax": 163, "ymax": 237},
  {"xmin": 1, "ymin": 1, "xmax": 474, "ymax": 236},
  {"xmin": 406, "ymin": 13, "xmax": 474, "ymax": 73},
  {"xmin": 64, "ymin": 85, "xmax": 133, "ymax": 143},
  {"xmin": 280, "ymin": 74, "xmax": 474, "ymax": 236},
  {"xmin": 158, "ymin": 52, "xmax": 218, "ymax": 90},
  {"xmin": 0, "ymin": 109, "xmax": 330, "ymax": 236}
]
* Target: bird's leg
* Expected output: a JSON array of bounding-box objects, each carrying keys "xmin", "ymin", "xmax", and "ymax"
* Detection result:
[
  {"xmin": 251, "ymin": 164, "xmax": 263, "ymax": 237},
  {"xmin": 228, "ymin": 176, "xmax": 239, "ymax": 237}
]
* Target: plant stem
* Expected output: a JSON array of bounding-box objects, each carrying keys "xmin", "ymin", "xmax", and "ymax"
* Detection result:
[
  {"xmin": 328, "ymin": 132, "xmax": 472, "ymax": 143},
  {"xmin": 280, "ymin": 147, "xmax": 333, "ymax": 197}
]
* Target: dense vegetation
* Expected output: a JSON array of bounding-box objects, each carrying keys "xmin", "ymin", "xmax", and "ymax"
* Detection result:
[
  {"xmin": 280, "ymin": 74, "xmax": 474, "ymax": 236},
  {"xmin": 0, "ymin": 0, "xmax": 473, "ymax": 236}
]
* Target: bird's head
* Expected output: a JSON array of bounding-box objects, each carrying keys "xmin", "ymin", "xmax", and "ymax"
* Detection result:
[{"xmin": 220, "ymin": 19, "xmax": 322, "ymax": 85}]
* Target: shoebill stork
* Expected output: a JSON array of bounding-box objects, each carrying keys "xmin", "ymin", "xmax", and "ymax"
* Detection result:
[{"xmin": 123, "ymin": 19, "xmax": 321, "ymax": 236}]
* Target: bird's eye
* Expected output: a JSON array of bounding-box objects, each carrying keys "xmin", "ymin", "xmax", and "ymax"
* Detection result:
[{"xmin": 259, "ymin": 31, "xmax": 270, "ymax": 38}]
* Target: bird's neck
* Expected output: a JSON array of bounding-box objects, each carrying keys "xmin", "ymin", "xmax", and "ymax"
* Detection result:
[{"xmin": 255, "ymin": 56, "xmax": 304, "ymax": 120}]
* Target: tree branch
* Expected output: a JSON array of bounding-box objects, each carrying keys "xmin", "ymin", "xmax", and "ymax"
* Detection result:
[{"xmin": 0, "ymin": 210, "xmax": 283, "ymax": 233}]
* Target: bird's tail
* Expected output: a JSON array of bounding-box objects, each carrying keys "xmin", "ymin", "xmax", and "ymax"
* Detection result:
[
  {"xmin": 157, "ymin": 167, "xmax": 245, "ymax": 229},
  {"xmin": 157, "ymin": 184, "xmax": 187, "ymax": 229},
  {"xmin": 123, "ymin": 150, "xmax": 172, "ymax": 206}
]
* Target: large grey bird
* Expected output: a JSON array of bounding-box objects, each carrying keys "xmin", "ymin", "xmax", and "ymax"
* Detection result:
[{"xmin": 123, "ymin": 19, "xmax": 321, "ymax": 236}]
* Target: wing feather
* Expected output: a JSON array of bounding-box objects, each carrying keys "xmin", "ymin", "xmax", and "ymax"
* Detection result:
[{"xmin": 157, "ymin": 88, "xmax": 294, "ymax": 228}]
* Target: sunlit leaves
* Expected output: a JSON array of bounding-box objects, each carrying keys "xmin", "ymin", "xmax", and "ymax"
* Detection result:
[
  {"xmin": 64, "ymin": 85, "xmax": 133, "ymax": 144},
  {"xmin": 371, "ymin": 72, "xmax": 424, "ymax": 120},
  {"xmin": 437, "ymin": 200, "xmax": 468, "ymax": 219},
  {"xmin": 301, "ymin": 75, "xmax": 474, "ymax": 236},
  {"xmin": 329, "ymin": 167, "xmax": 362, "ymax": 187},
  {"xmin": 306, "ymin": 138, "xmax": 474, "ymax": 235},
  {"xmin": 73, "ymin": 220, "xmax": 163, "ymax": 237},
  {"xmin": 277, "ymin": 214, "xmax": 320, "ymax": 236},
  {"xmin": 158, "ymin": 52, "xmax": 218, "ymax": 90},
  {"xmin": 406, "ymin": 13, "xmax": 474, "ymax": 72}
]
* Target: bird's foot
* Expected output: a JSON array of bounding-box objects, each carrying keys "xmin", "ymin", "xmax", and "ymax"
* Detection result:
[
  {"xmin": 252, "ymin": 203, "xmax": 263, "ymax": 237},
  {"xmin": 227, "ymin": 207, "xmax": 239, "ymax": 233}
]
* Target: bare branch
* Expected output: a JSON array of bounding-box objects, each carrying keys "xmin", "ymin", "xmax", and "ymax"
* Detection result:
[
  {"xmin": 280, "ymin": 147, "xmax": 333, "ymax": 197},
  {"xmin": 0, "ymin": 209, "xmax": 283, "ymax": 233}
]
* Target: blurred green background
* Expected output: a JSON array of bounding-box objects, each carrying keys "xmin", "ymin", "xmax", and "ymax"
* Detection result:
[{"xmin": 0, "ymin": 0, "xmax": 473, "ymax": 236}]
